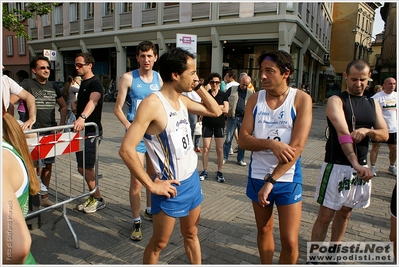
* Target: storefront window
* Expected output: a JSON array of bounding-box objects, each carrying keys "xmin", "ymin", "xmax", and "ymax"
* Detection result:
[
  {"xmin": 196, "ymin": 44, "xmax": 212, "ymax": 80},
  {"xmin": 290, "ymin": 46, "xmax": 300, "ymax": 88},
  {"xmin": 222, "ymin": 43, "xmax": 278, "ymax": 91},
  {"xmin": 325, "ymin": 74, "xmax": 342, "ymax": 98}
]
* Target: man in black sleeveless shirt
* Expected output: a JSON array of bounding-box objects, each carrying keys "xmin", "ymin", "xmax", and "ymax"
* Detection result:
[{"xmin": 309, "ymin": 60, "xmax": 388, "ymax": 257}]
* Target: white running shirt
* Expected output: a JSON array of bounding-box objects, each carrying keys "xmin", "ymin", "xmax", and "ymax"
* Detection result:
[
  {"xmin": 249, "ymin": 88, "xmax": 301, "ymax": 183},
  {"xmin": 144, "ymin": 91, "xmax": 197, "ymax": 182}
]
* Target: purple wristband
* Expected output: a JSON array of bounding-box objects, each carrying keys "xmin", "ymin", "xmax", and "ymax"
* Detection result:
[{"xmin": 338, "ymin": 135, "xmax": 353, "ymax": 144}]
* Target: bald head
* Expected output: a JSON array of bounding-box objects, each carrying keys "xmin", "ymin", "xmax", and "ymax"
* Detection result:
[
  {"xmin": 383, "ymin": 77, "xmax": 396, "ymax": 94},
  {"xmin": 240, "ymin": 75, "xmax": 251, "ymax": 90}
]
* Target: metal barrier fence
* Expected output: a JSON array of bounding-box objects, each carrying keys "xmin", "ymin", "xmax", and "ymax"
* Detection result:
[{"xmin": 24, "ymin": 122, "xmax": 100, "ymax": 249}]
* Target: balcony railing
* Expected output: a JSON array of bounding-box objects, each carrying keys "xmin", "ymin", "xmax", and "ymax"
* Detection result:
[
  {"xmin": 254, "ymin": 2, "xmax": 278, "ymax": 14},
  {"xmin": 142, "ymin": 9, "xmax": 156, "ymax": 25},
  {"xmin": 163, "ymin": 5, "xmax": 179, "ymax": 23},
  {"xmin": 120, "ymin": 12, "xmax": 132, "ymax": 28},
  {"xmin": 102, "ymin": 15, "xmax": 114, "ymax": 29},
  {"xmin": 70, "ymin": 21, "xmax": 79, "ymax": 34},
  {"xmin": 30, "ymin": 28, "xmax": 38, "ymax": 39},
  {"xmin": 219, "ymin": 2, "xmax": 239, "ymax": 18},
  {"xmin": 84, "ymin": 18, "xmax": 94, "ymax": 32},
  {"xmin": 55, "ymin": 24, "xmax": 63, "ymax": 36},
  {"xmin": 43, "ymin": 25, "xmax": 51, "ymax": 38},
  {"xmin": 192, "ymin": 2, "xmax": 210, "ymax": 20}
]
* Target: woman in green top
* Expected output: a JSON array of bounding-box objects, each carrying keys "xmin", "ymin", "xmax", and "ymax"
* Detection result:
[{"xmin": 2, "ymin": 106, "xmax": 40, "ymax": 264}]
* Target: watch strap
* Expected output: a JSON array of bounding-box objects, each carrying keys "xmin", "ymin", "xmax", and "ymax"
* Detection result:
[{"xmin": 264, "ymin": 173, "xmax": 277, "ymax": 184}]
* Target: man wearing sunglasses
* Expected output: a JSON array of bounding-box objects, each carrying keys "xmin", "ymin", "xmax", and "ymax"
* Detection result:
[
  {"xmin": 73, "ymin": 53, "xmax": 106, "ymax": 214},
  {"xmin": 20, "ymin": 56, "xmax": 68, "ymax": 208}
]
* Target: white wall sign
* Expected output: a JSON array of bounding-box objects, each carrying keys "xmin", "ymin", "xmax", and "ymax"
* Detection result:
[{"xmin": 176, "ymin": 33, "xmax": 197, "ymax": 65}]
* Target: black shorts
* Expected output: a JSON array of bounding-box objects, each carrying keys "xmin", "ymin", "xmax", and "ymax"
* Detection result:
[
  {"xmin": 391, "ymin": 183, "xmax": 396, "ymax": 218},
  {"xmin": 202, "ymin": 125, "xmax": 225, "ymax": 138},
  {"xmin": 76, "ymin": 132, "xmax": 102, "ymax": 169},
  {"xmin": 370, "ymin": 132, "xmax": 397, "ymax": 144}
]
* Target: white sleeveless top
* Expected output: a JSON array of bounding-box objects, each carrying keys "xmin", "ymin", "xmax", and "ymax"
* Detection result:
[
  {"xmin": 249, "ymin": 88, "xmax": 302, "ymax": 183},
  {"xmin": 144, "ymin": 91, "xmax": 197, "ymax": 182}
]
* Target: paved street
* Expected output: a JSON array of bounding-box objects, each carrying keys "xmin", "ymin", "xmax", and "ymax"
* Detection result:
[{"xmin": 27, "ymin": 100, "xmax": 396, "ymax": 265}]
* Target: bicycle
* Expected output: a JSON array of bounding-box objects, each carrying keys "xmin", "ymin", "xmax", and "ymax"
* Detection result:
[{"xmin": 325, "ymin": 126, "xmax": 330, "ymax": 139}]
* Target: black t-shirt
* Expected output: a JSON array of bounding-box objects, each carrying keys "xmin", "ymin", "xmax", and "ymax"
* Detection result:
[
  {"xmin": 76, "ymin": 76, "xmax": 104, "ymax": 133},
  {"xmin": 202, "ymin": 89, "xmax": 228, "ymax": 128}
]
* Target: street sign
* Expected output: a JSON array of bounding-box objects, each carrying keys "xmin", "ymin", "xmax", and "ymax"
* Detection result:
[
  {"xmin": 43, "ymin": 49, "xmax": 57, "ymax": 61},
  {"xmin": 176, "ymin": 33, "xmax": 197, "ymax": 66},
  {"xmin": 176, "ymin": 34, "xmax": 197, "ymax": 55},
  {"xmin": 50, "ymin": 51, "xmax": 57, "ymax": 61}
]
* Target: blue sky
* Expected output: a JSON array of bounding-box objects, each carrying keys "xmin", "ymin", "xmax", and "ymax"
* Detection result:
[{"xmin": 372, "ymin": 3, "xmax": 385, "ymax": 37}]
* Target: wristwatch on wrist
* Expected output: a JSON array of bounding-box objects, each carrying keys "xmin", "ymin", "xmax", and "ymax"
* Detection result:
[
  {"xmin": 80, "ymin": 114, "xmax": 87, "ymax": 120},
  {"xmin": 264, "ymin": 173, "xmax": 277, "ymax": 185}
]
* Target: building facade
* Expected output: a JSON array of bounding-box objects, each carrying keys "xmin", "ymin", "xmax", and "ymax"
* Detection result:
[
  {"xmin": 329, "ymin": 2, "xmax": 382, "ymax": 98},
  {"xmin": 4, "ymin": 3, "xmax": 335, "ymax": 101},
  {"xmin": 2, "ymin": 4, "xmax": 30, "ymax": 83},
  {"xmin": 376, "ymin": 2, "xmax": 397, "ymax": 82}
]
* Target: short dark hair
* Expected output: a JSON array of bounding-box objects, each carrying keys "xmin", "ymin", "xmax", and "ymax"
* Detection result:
[
  {"xmin": 136, "ymin": 41, "xmax": 158, "ymax": 56},
  {"xmin": 206, "ymin": 72, "xmax": 222, "ymax": 85},
  {"xmin": 158, "ymin": 48, "xmax": 195, "ymax": 83},
  {"xmin": 257, "ymin": 50, "xmax": 294, "ymax": 85},
  {"xmin": 30, "ymin": 56, "xmax": 51, "ymax": 69},
  {"xmin": 75, "ymin": 52, "xmax": 96, "ymax": 67},
  {"xmin": 226, "ymin": 69, "xmax": 236, "ymax": 80},
  {"xmin": 345, "ymin": 59, "xmax": 370, "ymax": 76}
]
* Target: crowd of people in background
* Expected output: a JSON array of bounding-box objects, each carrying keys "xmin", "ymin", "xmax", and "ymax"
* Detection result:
[{"xmin": 2, "ymin": 44, "xmax": 396, "ymax": 265}]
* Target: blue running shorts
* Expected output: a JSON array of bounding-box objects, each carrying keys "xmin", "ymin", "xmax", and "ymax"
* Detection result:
[
  {"xmin": 151, "ymin": 171, "xmax": 203, "ymax": 217},
  {"xmin": 246, "ymin": 177, "xmax": 302, "ymax": 206}
]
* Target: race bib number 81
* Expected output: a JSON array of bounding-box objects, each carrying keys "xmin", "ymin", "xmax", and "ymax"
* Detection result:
[{"xmin": 170, "ymin": 126, "xmax": 193, "ymax": 159}]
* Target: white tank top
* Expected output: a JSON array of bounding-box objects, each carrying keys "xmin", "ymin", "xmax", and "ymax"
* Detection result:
[
  {"xmin": 144, "ymin": 91, "xmax": 197, "ymax": 182},
  {"xmin": 249, "ymin": 88, "xmax": 302, "ymax": 183}
]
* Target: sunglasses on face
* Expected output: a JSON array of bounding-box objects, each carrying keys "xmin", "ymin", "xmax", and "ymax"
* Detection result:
[
  {"xmin": 209, "ymin": 81, "xmax": 220, "ymax": 85},
  {"xmin": 39, "ymin": 66, "xmax": 51, "ymax": 70},
  {"xmin": 75, "ymin": 63, "xmax": 88, "ymax": 68}
]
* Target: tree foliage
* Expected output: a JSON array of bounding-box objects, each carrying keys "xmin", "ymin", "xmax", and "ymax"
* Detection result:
[{"xmin": 2, "ymin": 3, "xmax": 58, "ymax": 40}]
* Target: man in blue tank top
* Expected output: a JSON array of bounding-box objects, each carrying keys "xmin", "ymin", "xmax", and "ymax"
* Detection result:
[{"xmin": 114, "ymin": 41, "xmax": 162, "ymax": 241}]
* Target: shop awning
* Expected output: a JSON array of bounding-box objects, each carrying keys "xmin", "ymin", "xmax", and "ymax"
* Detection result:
[{"xmin": 324, "ymin": 65, "xmax": 336, "ymax": 76}]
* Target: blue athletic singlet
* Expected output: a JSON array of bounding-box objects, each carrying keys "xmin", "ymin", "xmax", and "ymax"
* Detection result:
[
  {"xmin": 2, "ymin": 141, "xmax": 36, "ymax": 264},
  {"xmin": 144, "ymin": 91, "xmax": 198, "ymax": 182},
  {"xmin": 126, "ymin": 69, "xmax": 161, "ymax": 122},
  {"xmin": 248, "ymin": 88, "xmax": 302, "ymax": 183}
]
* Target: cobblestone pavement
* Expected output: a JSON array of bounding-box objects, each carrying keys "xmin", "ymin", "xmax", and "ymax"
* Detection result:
[{"xmin": 27, "ymin": 101, "xmax": 397, "ymax": 265}]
